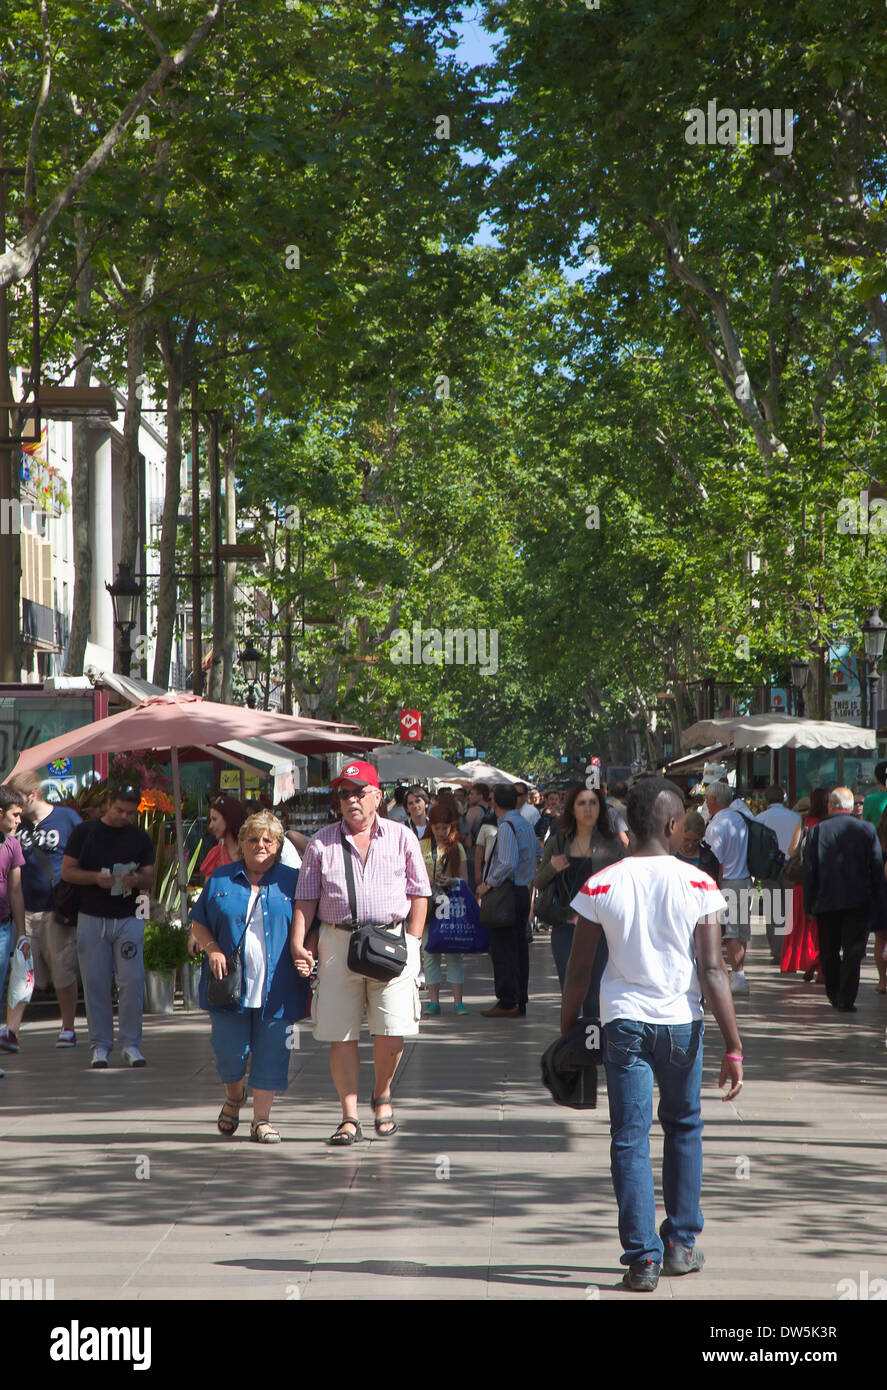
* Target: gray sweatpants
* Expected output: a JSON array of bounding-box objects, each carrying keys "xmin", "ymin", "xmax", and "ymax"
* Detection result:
[{"xmin": 76, "ymin": 914, "xmax": 145, "ymax": 1051}]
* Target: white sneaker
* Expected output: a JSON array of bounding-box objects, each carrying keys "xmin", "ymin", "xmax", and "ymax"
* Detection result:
[
  {"xmin": 57, "ymin": 1029, "xmax": 77, "ymax": 1047},
  {"xmin": 121, "ymin": 1046, "xmax": 146, "ymax": 1068},
  {"xmin": 729, "ymin": 973, "xmax": 750, "ymax": 996},
  {"xmin": 91, "ymin": 1046, "xmax": 109, "ymax": 1068}
]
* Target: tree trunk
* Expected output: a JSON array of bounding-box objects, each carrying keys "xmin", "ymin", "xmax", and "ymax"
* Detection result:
[
  {"xmin": 116, "ymin": 306, "xmax": 151, "ymax": 670},
  {"xmin": 65, "ymin": 215, "xmax": 94, "ymax": 675},
  {"xmin": 152, "ymin": 315, "xmax": 196, "ymax": 688},
  {"xmin": 221, "ymin": 419, "xmax": 238, "ymax": 704},
  {"xmin": 207, "ymin": 411, "xmax": 224, "ymax": 701}
]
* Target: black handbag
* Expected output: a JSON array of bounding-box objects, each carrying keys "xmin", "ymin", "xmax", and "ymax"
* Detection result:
[
  {"xmin": 53, "ymin": 879, "xmax": 81, "ymax": 928},
  {"xmin": 478, "ymin": 821, "xmax": 517, "ymax": 928},
  {"xmin": 340, "ymin": 830, "xmax": 409, "ymax": 982},
  {"xmin": 206, "ymin": 890, "xmax": 261, "ymax": 1008},
  {"xmin": 535, "ymin": 833, "xmax": 578, "ymax": 927}
]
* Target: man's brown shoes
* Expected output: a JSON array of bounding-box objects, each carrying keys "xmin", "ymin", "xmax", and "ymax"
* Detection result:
[{"xmin": 481, "ymin": 1005, "xmax": 519, "ymax": 1017}]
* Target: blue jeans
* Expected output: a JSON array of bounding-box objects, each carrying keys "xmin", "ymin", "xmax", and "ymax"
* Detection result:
[
  {"xmin": 551, "ymin": 921, "xmax": 607, "ymax": 1019},
  {"xmin": 602, "ymin": 1017, "xmax": 705, "ymax": 1266},
  {"xmin": 0, "ymin": 919, "xmax": 13, "ymax": 1015}
]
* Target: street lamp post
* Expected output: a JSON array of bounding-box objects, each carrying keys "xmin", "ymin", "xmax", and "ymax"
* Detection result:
[
  {"xmin": 105, "ymin": 562, "xmax": 142, "ymax": 678},
  {"xmin": 238, "ymin": 637, "xmax": 262, "ymax": 709},
  {"xmin": 789, "ymin": 657, "xmax": 811, "ymax": 719},
  {"xmin": 861, "ymin": 607, "xmax": 887, "ymax": 731}
]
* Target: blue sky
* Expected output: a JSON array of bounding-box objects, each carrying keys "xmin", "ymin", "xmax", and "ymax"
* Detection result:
[{"xmin": 453, "ymin": 5, "xmax": 500, "ymax": 67}]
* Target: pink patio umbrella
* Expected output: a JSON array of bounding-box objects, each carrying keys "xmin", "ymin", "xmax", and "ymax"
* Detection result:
[{"xmin": 5, "ymin": 692, "xmax": 390, "ymax": 915}]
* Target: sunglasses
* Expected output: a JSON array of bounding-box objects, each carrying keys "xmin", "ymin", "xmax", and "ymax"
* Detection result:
[{"xmin": 245, "ymin": 835, "xmax": 277, "ymax": 847}]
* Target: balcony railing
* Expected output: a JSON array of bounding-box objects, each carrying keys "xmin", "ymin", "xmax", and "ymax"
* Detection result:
[{"xmin": 21, "ymin": 597, "xmax": 59, "ymax": 648}]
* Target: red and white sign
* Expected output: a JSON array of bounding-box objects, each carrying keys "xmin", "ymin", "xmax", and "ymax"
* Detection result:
[{"xmin": 400, "ymin": 709, "xmax": 421, "ymax": 742}]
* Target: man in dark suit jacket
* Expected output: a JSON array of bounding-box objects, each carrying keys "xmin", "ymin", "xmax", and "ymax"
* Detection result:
[{"xmin": 803, "ymin": 787, "xmax": 884, "ymax": 1011}]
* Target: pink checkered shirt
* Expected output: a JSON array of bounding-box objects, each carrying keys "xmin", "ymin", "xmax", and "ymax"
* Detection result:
[{"xmin": 296, "ymin": 816, "xmax": 431, "ymax": 924}]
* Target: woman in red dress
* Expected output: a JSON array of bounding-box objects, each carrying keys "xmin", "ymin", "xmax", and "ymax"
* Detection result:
[
  {"xmin": 781, "ymin": 787, "xmax": 829, "ymax": 979},
  {"xmin": 199, "ymin": 795, "xmax": 248, "ymax": 877},
  {"xmin": 873, "ymin": 809, "xmax": 887, "ymax": 994},
  {"xmin": 187, "ymin": 796, "xmax": 248, "ymax": 958}
]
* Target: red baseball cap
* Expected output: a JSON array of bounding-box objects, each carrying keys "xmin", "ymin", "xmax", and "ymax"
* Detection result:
[{"xmin": 331, "ymin": 760, "xmax": 380, "ymax": 791}]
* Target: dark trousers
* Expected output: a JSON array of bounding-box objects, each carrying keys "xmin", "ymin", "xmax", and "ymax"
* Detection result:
[
  {"xmin": 551, "ymin": 922, "xmax": 608, "ymax": 1019},
  {"xmin": 488, "ymin": 885, "xmax": 530, "ymax": 1010},
  {"xmin": 816, "ymin": 907, "xmax": 871, "ymax": 1008}
]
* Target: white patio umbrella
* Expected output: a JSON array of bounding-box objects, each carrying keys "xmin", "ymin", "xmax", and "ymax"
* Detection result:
[{"xmin": 455, "ymin": 759, "xmax": 523, "ymax": 784}]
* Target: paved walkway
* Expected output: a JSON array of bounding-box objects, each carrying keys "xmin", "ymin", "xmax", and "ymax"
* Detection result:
[{"xmin": 1, "ymin": 929, "xmax": 885, "ymax": 1301}]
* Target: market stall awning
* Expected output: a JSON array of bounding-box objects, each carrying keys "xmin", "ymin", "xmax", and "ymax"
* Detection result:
[
  {"xmin": 664, "ymin": 744, "xmax": 732, "ymax": 774},
  {"xmin": 680, "ymin": 713, "xmax": 876, "ymax": 753},
  {"xmin": 200, "ymin": 737, "xmax": 307, "ymax": 803}
]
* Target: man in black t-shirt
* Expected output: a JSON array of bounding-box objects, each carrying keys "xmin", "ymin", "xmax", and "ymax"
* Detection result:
[{"xmin": 61, "ymin": 786, "xmax": 154, "ymax": 1069}]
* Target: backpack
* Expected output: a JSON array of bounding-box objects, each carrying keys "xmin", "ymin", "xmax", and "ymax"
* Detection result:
[{"xmin": 733, "ymin": 809, "xmax": 785, "ymax": 881}]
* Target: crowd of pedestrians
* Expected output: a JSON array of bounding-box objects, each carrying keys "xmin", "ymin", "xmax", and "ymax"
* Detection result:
[{"xmin": 1, "ymin": 755, "xmax": 886, "ymax": 1289}]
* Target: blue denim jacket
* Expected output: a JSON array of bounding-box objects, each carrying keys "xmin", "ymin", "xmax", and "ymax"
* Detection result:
[{"xmin": 189, "ymin": 861, "xmax": 309, "ymax": 1021}]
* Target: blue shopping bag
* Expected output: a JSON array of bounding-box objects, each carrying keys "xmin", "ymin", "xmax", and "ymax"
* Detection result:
[{"xmin": 425, "ymin": 880, "xmax": 490, "ymax": 954}]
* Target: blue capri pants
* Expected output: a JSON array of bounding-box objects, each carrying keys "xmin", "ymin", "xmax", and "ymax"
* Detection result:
[{"xmin": 210, "ymin": 1010, "xmax": 293, "ymax": 1092}]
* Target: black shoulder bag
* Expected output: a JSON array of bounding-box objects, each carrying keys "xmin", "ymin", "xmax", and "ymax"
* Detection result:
[
  {"xmin": 536, "ymin": 832, "xmax": 579, "ymax": 927},
  {"xmin": 206, "ymin": 888, "xmax": 263, "ymax": 1009},
  {"xmin": 341, "ymin": 829, "xmax": 408, "ymax": 982},
  {"xmin": 478, "ymin": 821, "xmax": 518, "ymax": 929}
]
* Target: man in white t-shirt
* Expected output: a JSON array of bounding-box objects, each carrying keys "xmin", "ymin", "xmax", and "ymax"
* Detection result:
[
  {"xmin": 703, "ymin": 781, "xmax": 753, "ymax": 995},
  {"xmin": 563, "ymin": 778, "xmax": 743, "ymax": 1293},
  {"xmin": 756, "ymin": 785, "xmax": 802, "ymax": 963}
]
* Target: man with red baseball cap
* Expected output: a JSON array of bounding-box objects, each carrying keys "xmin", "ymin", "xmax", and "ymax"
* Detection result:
[
  {"xmin": 290, "ymin": 759, "xmax": 431, "ymax": 1144},
  {"xmin": 330, "ymin": 761, "xmax": 380, "ymax": 792}
]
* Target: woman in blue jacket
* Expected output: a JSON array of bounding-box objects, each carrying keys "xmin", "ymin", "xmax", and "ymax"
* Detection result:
[{"xmin": 189, "ymin": 811, "xmax": 309, "ymax": 1143}]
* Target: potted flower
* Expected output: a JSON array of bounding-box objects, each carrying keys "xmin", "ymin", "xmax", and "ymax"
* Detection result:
[{"xmin": 143, "ymin": 916, "xmax": 191, "ymax": 1014}]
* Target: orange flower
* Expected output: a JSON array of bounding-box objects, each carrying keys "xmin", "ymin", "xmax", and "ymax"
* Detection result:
[{"xmin": 139, "ymin": 789, "xmax": 175, "ymax": 814}]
